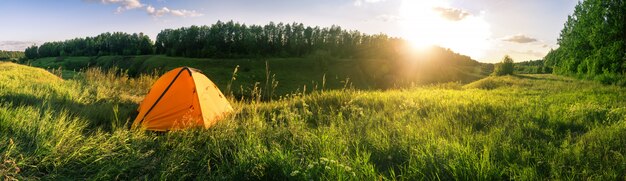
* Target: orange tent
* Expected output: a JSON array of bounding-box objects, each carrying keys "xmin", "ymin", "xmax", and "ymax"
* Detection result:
[{"xmin": 132, "ymin": 67, "xmax": 233, "ymax": 131}]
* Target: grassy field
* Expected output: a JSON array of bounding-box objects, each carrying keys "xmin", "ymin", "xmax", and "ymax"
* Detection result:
[
  {"xmin": 25, "ymin": 55, "xmax": 489, "ymax": 98},
  {"xmin": 2, "ymin": 62, "xmax": 626, "ymax": 180}
]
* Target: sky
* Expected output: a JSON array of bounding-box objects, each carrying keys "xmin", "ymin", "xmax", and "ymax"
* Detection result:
[{"xmin": 0, "ymin": 0, "xmax": 578, "ymax": 63}]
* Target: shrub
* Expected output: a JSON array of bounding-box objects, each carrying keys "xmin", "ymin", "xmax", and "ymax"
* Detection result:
[
  {"xmin": 543, "ymin": 66, "xmax": 553, "ymax": 74},
  {"xmin": 594, "ymin": 73, "xmax": 626, "ymax": 86},
  {"xmin": 493, "ymin": 55, "xmax": 514, "ymax": 76}
]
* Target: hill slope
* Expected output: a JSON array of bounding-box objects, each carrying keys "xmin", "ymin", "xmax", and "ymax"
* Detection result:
[
  {"xmin": 1, "ymin": 62, "xmax": 626, "ymax": 180},
  {"xmin": 25, "ymin": 55, "xmax": 490, "ymax": 98}
]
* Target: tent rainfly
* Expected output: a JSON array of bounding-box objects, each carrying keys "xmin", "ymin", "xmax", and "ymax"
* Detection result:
[{"xmin": 132, "ymin": 67, "xmax": 233, "ymax": 131}]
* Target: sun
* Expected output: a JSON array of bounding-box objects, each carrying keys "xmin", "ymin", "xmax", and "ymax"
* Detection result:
[
  {"xmin": 399, "ymin": 0, "xmax": 491, "ymax": 59},
  {"xmin": 399, "ymin": 0, "xmax": 445, "ymax": 49}
]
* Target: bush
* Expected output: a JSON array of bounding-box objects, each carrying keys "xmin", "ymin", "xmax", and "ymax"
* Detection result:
[
  {"xmin": 594, "ymin": 73, "xmax": 626, "ymax": 86},
  {"xmin": 493, "ymin": 55, "xmax": 514, "ymax": 76},
  {"xmin": 543, "ymin": 66, "xmax": 553, "ymax": 74}
]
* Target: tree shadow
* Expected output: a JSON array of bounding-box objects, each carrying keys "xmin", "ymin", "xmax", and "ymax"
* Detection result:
[{"xmin": 0, "ymin": 92, "xmax": 138, "ymax": 133}]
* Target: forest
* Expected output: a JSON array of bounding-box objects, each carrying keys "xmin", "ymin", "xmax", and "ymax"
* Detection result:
[
  {"xmin": 24, "ymin": 32, "xmax": 153, "ymax": 59},
  {"xmin": 23, "ymin": 21, "xmax": 476, "ymax": 65},
  {"xmin": 155, "ymin": 21, "xmax": 401, "ymax": 59},
  {"xmin": 514, "ymin": 60, "xmax": 552, "ymax": 74},
  {"xmin": 0, "ymin": 50, "xmax": 24, "ymax": 61},
  {"xmin": 544, "ymin": 0, "xmax": 625, "ymax": 84}
]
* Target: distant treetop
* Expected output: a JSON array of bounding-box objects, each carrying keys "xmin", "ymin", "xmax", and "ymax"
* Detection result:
[
  {"xmin": 25, "ymin": 20, "xmax": 479, "ymax": 67},
  {"xmin": 25, "ymin": 32, "xmax": 153, "ymax": 59}
]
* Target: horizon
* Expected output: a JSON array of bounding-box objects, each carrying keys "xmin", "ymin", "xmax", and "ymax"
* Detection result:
[{"xmin": 0, "ymin": 0, "xmax": 578, "ymax": 63}]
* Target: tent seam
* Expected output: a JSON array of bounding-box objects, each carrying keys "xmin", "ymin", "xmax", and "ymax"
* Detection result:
[{"xmin": 136, "ymin": 67, "xmax": 191, "ymax": 127}]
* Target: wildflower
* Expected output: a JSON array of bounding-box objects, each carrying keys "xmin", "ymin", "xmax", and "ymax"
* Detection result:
[
  {"xmin": 330, "ymin": 160, "xmax": 336, "ymax": 164},
  {"xmin": 290, "ymin": 170, "xmax": 300, "ymax": 176},
  {"xmin": 325, "ymin": 166, "xmax": 331, "ymax": 170},
  {"xmin": 307, "ymin": 164, "xmax": 314, "ymax": 169},
  {"xmin": 344, "ymin": 166, "xmax": 352, "ymax": 171},
  {"xmin": 320, "ymin": 157, "xmax": 329, "ymax": 162},
  {"xmin": 320, "ymin": 158, "xmax": 328, "ymax": 164}
]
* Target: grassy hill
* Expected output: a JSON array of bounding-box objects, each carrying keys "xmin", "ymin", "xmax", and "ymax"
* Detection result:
[
  {"xmin": 1, "ymin": 62, "xmax": 626, "ymax": 180},
  {"xmin": 24, "ymin": 55, "xmax": 490, "ymax": 98}
]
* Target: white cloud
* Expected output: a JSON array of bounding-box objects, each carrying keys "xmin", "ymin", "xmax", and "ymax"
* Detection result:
[
  {"xmin": 501, "ymin": 34, "xmax": 538, "ymax": 43},
  {"xmin": 376, "ymin": 14, "xmax": 402, "ymax": 22},
  {"xmin": 354, "ymin": 0, "xmax": 386, "ymax": 6},
  {"xmin": 86, "ymin": 0, "xmax": 202, "ymax": 18},
  {"xmin": 94, "ymin": 0, "xmax": 144, "ymax": 13},
  {"xmin": 508, "ymin": 49, "xmax": 548, "ymax": 59},
  {"xmin": 146, "ymin": 5, "xmax": 203, "ymax": 17},
  {"xmin": 146, "ymin": 5, "xmax": 167, "ymax": 17},
  {"xmin": 170, "ymin": 9, "xmax": 202, "ymax": 17},
  {"xmin": 433, "ymin": 7, "xmax": 471, "ymax": 21},
  {"xmin": 522, "ymin": 50, "xmax": 545, "ymax": 57}
]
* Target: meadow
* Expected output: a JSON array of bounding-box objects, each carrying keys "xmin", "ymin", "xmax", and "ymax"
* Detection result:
[
  {"xmin": 24, "ymin": 55, "xmax": 490, "ymax": 98},
  {"xmin": 1, "ymin": 62, "xmax": 626, "ymax": 180}
]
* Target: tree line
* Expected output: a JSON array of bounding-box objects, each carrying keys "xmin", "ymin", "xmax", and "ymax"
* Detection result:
[
  {"xmin": 0, "ymin": 50, "xmax": 24, "ymax": 60},
  {"xmin": 544, "ymin": 0, "xmax": 625, "ymax": 82},
  {"xmin": 23, "ymin": 21, "xmax": 478, "ymax": 67},
  {"xmin": 155, "ymin": 20, "xmax": 402, "ymax": 59},
  {"xmin": 514, "ymin": 60, "xmax": 552, "ymax": 74},
  {"xmin": 25, "ymin": 32, "xmax": 153, "ymax": 59}
]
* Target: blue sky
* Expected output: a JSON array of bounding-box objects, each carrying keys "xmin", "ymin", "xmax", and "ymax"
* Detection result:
[{"xmin": 0, "ymin": 0, "xmax": 578, "ymax": 62}]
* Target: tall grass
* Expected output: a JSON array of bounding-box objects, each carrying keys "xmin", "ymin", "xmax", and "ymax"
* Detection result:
[{"xmin": 1, "ymin": 62, "xmax": 626, "ymax": 180}]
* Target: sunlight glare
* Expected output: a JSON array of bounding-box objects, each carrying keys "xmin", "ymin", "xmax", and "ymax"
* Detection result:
[{"xmin": 400, "ymin": 0, "xmax": 491, "ymax": 59}]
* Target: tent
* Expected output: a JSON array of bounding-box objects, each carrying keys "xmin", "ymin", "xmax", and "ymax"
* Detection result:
[{"xmin": 132, "ymin": 67, "xmax": 233, "ymax": 131}]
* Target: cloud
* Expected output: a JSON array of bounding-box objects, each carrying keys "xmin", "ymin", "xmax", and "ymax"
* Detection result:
[
  {"xmin": 146, "ymin": 5, "xmax": 203, "ymax": 17},
  {"xmin": 170, "ymin": 9, "xmax": 202, "ymax": 17},
  {"xmin": 510, "ymin": 49, "xmax": 546, "ymax": 58},
  {"xmin": 0, "ymin": 41, "xmax": 39, "ymax": 51},
  {"xmin": 376, "ymin": 14, "xmax": 402, "ymax": 22},
  {"xmin": 146, "ymin": 5, "xmax": 167, "ymax": 17},
  {"xmin": 433, "ymin": 7, "xmax": 471, "ymax": 21},
  {"xmin": 354, "ymin": 0, "xmax": 386, "ymax": 6},
  {"xmin": 87, "ymin": 0, "xmax": 202, "ymax": 18},
  {"xmin": 399, "ymin": 0, "xmax": 492, "ymax": 59},
  {"xmin": 87, "ymin": 0, "xmax": 144, "ymax": 13},
  {"xmin": 501, "ymin": 34, "xmax": 538, "ymax": 43}
]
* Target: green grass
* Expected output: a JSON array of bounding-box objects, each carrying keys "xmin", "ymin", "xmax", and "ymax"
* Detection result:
[
  {"xmin": 1, "ymin": 62, "xmax": 626, "ymax": 180},
  {"xmin": 25, "ymin": 55, "xmax": 489, "ymax": 98}
]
